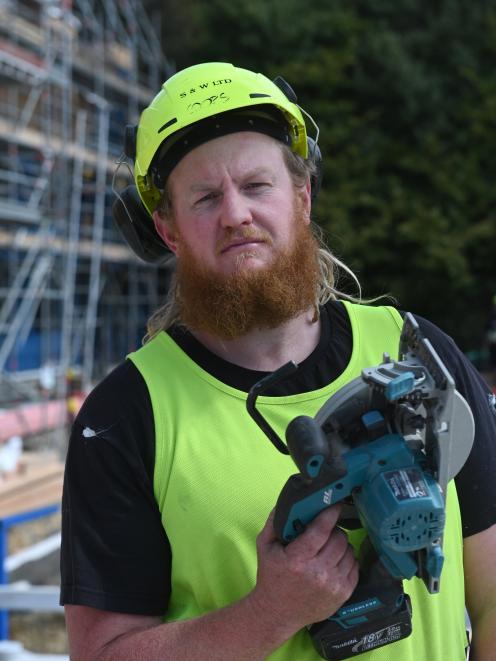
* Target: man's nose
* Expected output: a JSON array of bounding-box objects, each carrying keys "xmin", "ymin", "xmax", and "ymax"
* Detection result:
[{"xmin": 219, "ymin": 188, "xmax": 253, "ymax": 229}]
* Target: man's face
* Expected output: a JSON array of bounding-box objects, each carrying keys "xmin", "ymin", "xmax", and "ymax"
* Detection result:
[
  {"xmin": 152, "ymin": 132, "xmax": 319, "ymax": 339},
  {"xmin": 154, "ymin": 132, "xmax": 311, "ymax": 275}
]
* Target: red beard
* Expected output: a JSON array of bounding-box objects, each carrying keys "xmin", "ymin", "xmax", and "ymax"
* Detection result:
[{"xmin": 174, "ymin": 206, "xmax": 320, "ymax": 340}]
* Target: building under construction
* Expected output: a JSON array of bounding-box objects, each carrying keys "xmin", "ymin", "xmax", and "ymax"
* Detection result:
[
  {"xmin": 0, "ymin": 0, "xmax": 174, "ymax": 429},
  {"xmin": 0, "ymin": 1, "xmax": 173, "ymax": 651}
]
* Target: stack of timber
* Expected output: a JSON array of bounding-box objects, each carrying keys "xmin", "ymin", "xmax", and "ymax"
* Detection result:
[{"xmin": 0, "ymin": 452, "xmax": 64, "ymax": 519}]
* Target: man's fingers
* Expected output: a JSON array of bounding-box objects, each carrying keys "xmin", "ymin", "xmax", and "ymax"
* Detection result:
[
  {"xmin": 336, "ymin": 542, "xmax": 359, "ymax": 579},
  {"xmin": 317, "ymin": 526, "xmax": 349, "ymax": 563},
  {"xmin": 254, "ymin": 504, "xmax": 360, "ymax": 629},
  {"xmin": 285, "ymin": 504, "xmax": 343, "ymax": 559}
]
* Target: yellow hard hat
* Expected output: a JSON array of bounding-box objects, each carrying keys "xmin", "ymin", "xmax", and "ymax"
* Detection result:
[{"xmin": 134, "ymin": 62, "xmax": 308, "ymax": 214}]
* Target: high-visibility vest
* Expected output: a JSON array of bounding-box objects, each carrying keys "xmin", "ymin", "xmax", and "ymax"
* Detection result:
[{"xmin": 129, "ymin": 302, "xmax": 466, "ymax": 660}]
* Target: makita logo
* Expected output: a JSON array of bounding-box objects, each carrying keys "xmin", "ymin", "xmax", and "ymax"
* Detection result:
[
  {"xmin": 180, "ymin": 79, "xmax": 232, "ymax": 97},
  {"xmin": 332, "ymin": 638, "xmax": 358, "ymax": 649}
]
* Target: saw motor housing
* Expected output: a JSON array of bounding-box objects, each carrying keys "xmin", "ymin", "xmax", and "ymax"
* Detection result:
[{"xmin": 275, "ymin": 426, "xmax": 446, "ymax": 588}]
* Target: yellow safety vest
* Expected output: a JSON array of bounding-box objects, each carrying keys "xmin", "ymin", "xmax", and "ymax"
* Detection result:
[{"xmin": 129, "ymin": 302, "xmax": 466, "ymax": 660}]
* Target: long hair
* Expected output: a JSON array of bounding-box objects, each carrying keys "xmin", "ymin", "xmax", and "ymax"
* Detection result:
[{"xmin": 144, "ymin": 145, "xmax": 364, "ymax": 343}]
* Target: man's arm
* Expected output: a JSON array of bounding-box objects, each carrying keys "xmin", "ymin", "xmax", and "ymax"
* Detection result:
[
  {"xmin": 64, "ymin": 600, "xmax": 288, "ymax": 661},
  {"xmin": 65, "ymin": 596, "xmax": 301, "ymax": 661},
  {"xmin": 65, "ymin": 505, "xmax": 359, "ymax": 661},
  {"xmin": 463, "ymin": 523, "xmax": 496, "ymax": 661}
]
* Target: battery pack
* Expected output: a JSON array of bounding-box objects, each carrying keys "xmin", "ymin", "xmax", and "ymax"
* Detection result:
[{"xmin": 309, "ymin": 593, "xmax": 412, "ymax": 660}]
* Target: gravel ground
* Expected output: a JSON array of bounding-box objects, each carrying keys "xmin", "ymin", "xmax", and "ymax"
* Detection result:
[{"xmin": 9, "ymin": 613, "xmax": 68, "ymax": 655}]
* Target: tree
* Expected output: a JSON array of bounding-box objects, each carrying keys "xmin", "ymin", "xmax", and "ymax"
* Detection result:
[{"xmin": 158, "ymin": 0, "xmax": 496, "ymax": 350}]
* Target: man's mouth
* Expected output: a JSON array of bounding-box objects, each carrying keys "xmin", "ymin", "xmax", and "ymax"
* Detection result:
[{"xmin": 219, "ymin": 237, "xmax": 266, "ymax": 254}]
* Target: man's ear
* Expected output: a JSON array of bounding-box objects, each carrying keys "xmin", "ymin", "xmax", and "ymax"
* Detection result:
[
  {"xmin": 152, "ymin": 211, "xmax": 179, "ymax": 255},
  {"xmin": 301, "ymin": 178, "xmax": 312, "ymax": 224}
]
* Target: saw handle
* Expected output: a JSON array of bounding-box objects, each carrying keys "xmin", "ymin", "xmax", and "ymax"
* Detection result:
[{"xmin": 285, "ymin": 415, "xmax": 330, "ymax": 479}]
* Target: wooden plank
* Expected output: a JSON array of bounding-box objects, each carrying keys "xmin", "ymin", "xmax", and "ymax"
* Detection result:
[
  {"xmin": 0, "ymin": 452, "xmax": 64, "ymax": 518},
  {"xmin": 0, "ymin": 476, "xmax": 63, "ymax": 519},
  {"xmin": 0, "ymin": 465, "xmax": 63, "ymax": 498}
]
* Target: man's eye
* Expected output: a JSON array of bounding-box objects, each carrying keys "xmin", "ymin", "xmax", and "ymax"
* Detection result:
[
  {"xmin": 245, "ymin": 182, "xmax": 269, "ymax": 191},
  {"xmin": 195, "ymin": 192, "xmax": 218, "ymax": 205}
]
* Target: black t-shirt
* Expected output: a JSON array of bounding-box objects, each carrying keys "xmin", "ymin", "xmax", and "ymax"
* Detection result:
[{"xmin": 60, "ymin": 301, "xmax": 496, "ymax": 615}]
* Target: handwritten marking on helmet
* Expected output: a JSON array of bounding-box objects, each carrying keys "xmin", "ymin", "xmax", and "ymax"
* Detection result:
[{"xmin": 187, "ymin": 93, "xmax": 230, "ymax": 114}]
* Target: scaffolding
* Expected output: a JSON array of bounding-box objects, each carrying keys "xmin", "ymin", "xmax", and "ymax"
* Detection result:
[{"xmin": 0, "ymin": 0, "xmax": 174, "ymax": 421}]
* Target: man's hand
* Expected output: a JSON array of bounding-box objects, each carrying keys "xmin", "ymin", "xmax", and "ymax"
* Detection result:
[{"xmin": 249, "ymin": 505, "xmax": 359, "ymax": 635}]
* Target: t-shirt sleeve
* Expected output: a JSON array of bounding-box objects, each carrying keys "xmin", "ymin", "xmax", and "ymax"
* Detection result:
[
  {"xmin": 60, "ymin": 360, "xmax": 172, "ymax": 615},
  {"xmin": 413, "ymin": 314, "xmax": 496, "ymax": 538}
]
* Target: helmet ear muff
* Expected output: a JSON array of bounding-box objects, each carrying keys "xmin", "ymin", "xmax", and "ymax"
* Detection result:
[
  {"xmin": 307, "ymin": 136, "xmax": 323, "ymax": 201},
  {"xmin": 272, "ymin": 76, "xmax": 323, "ymax": 201},
  {"xmin": 112, "ymin": 124, "xmax": 172, "ymax": 264},
  {"xmin": 112, "ymin": 185, "xmax": 172, "ymax": 264}
]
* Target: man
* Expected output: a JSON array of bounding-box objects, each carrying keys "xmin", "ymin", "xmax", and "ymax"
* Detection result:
[{"xmin": 61, "ymin": 62, "xmax": 496, "ymax": 660}]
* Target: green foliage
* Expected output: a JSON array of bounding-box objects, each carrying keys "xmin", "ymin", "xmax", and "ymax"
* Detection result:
[{"xmin": 160, "ymin": 0, "xmax": 496, "ymax": 350}]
